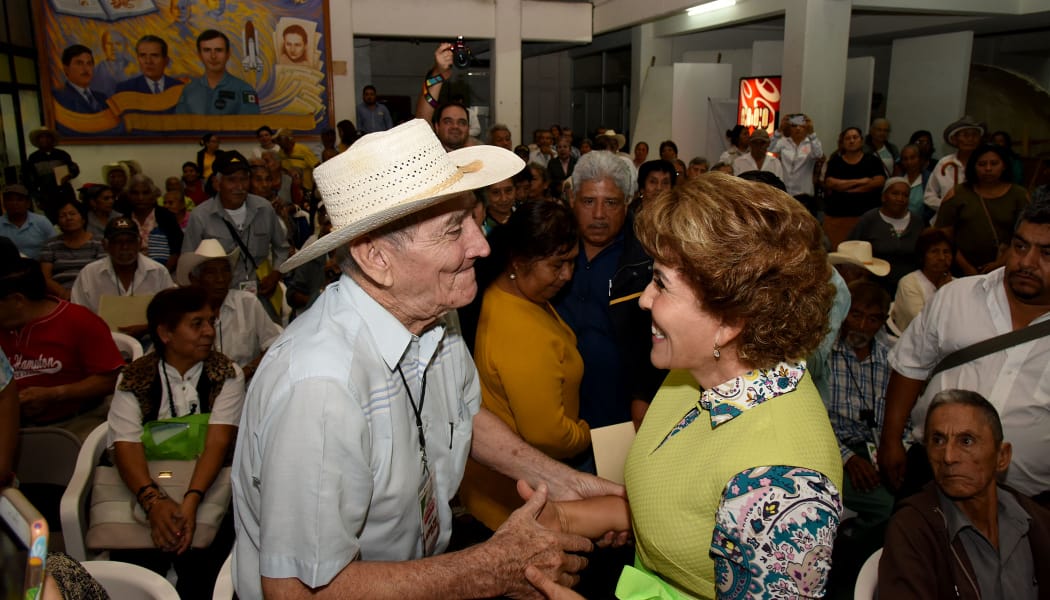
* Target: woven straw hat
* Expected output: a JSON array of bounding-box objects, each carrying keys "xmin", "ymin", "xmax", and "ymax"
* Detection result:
[
  {"xmin": 176, "ymin": 239, "xmax": 240, "ymax": 286},
  {"xmin": 829, "ymin": 241, "xmax": 890, "ymax": 277},
  {"xmin": 280, "ymin": 119, "xmax": 524, "ymax": 271}
]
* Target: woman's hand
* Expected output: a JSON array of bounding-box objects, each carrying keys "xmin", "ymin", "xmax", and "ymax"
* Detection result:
[
  {"xmin": 175, "ymin": 495, "xmax": 200, "ymax": 554},
  {"xmin": 148, "ymin": 497, "xmax": 186, "ymax": 552}
]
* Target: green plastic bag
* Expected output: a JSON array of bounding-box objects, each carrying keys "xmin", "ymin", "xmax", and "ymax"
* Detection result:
[{"xmin": 141, "ymin": 413, "xmax": 212, "ymax": 460}]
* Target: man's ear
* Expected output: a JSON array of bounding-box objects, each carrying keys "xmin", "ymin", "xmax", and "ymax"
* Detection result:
[
  {"xmin": 997, "ymin": 441, "xmax": 1013, "ymax": 474},
  {"xmin": 349, "ymin": 236, "xmax": 394, "ymax": 287}
]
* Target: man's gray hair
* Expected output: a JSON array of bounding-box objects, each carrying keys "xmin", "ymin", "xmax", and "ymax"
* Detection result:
[
  {"xmin": 128, "ymin": 173, "xmax": 160, "ymax": 197},
  {"xmin": 925, "ymin": 389, "xmax": 1004, "ymax": 446},
  {"xmin": 571, "ymin": 151, "xmax": 632, "ymax": 201}
]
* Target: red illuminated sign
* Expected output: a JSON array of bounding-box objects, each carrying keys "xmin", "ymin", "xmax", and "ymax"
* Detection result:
[{"xmin": 738, "ymin": 76, "xmax": 782, "ymax": 136}]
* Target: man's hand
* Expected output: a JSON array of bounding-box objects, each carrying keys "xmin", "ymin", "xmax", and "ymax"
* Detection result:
[
  {"xmin": 147, "ymin": 497, "xmax": 186, "ymax": 552},
  {"xmin": 525, "ymin": 565, "xmax": 586, "ymax": 600},
  {"xmin": 877, "ymin": 440, "xmax": 907, "ymax": 492},
  {"xmin": 845, "ymin": 455, "xmax": 881, "ymax": 493},
  {"xmin": 18, "ymin": 387, "xmax": 57, "ymax": 419},
  {"xmin": 432, "ymin": 42, "xmax": 454, "ymax": 79},
  {"xmin": 487, "ymin": 484, "xmax": 592, "ymax": 599},
  {"xmin": 259, "ymin": 271, "xmax": 282, "ymax": 297}
]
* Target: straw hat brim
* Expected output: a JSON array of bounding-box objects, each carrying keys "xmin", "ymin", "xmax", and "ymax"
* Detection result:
[
  {"xmin": 280, "ymin": 144, "xmax": 524, "ymax": 271},
  {"xmin": 828, "ymin": 252, "xmax": 891, "ymax": 277},
  {"xmin": 30, "ymin": 128, "xmax": 59, "ymax": 147},
  {"xmin": 175, "ymin": 248, "xmax": 240, "ymax": 286}
]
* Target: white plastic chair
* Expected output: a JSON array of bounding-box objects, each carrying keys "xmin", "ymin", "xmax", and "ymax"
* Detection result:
[
  {"xmin": 212, "ymin": 552, "xmax": 234, "ymax": 599},
  {"xmin": 81, "ymin": 560, "xmax": 180, "ymax": 600},
  {"xmin": 59, "ymin": 423, "xmax": 110, "ymax": 561},
  {"xmin": 854, "ymin": 547, "xmax": 883, "ymax": 600},
  {"xmin": 111, "ymin": 331, "xmax": 144, "ymax": 362}
]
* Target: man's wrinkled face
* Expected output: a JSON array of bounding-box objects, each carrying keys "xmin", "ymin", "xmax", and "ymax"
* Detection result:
[
  {"xmin": 490, "ymin": 129, "xmax": 512, "ymax": 150},
  {"xmin": 217, "ymin": 170, "xmax": 250, "ymax": 208},
  {"xmin": 435, "ymin": 106, "xmax": 469, "ymax": 150},
  {"xmin": 64, "ymin": 52, "xmax": 95, "ymax": 88},
  {"xmin": 382, "ymin": 193, "xmax": 491, "ymax": 325},
  {"xmin": 842, "ymin": 301, "xmax": 885, "ymax": 351},
  {"xmin": 926, "ymin": 404, "xmax": 1010, "ymax": 501}
]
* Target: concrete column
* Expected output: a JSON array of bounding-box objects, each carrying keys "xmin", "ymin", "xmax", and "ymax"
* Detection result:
[
  {"xmin": 630, "ymin": 22, "xmax": 671, "ymax": 137},
  {"xmin": 781, "ymin": 0, "xmax": 851, "ymax": 139},
  {"xmin": 493, "ymin": 0, "xmax": 523, "ymax": 144},
  {"xmin": 329, "ymin": 0, "xmax": 355, "ymax": 124}
]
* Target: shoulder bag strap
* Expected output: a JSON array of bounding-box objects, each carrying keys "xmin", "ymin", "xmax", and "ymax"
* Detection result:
[
  {"xmin": 220, "ymin": 218, "xmax": 259, "ymax": 271},
  {"xmin": 929, "ymin": 317, "xmax": 1050, "ymax": 378}
]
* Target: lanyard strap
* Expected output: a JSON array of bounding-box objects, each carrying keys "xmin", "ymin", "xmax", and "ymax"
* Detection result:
[
  {"xmin": 160, "ymin": 360, "xmax": 198, "ymax": 419},
  {"xmin": 396, "ymin": 364, "xmax": 428, "ymax": 460},
  {"xmin": 220, "ymin": 218, "xmax": 259, "ymax": 272}
]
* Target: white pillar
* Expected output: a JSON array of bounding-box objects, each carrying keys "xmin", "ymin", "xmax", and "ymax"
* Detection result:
[
  {"xmin": 630, "ymin": 22, "xmax": 671, "ymax": 138},
  {"xmin": 781, "ymin": 0, "xmax": 851, "ymax": 139},
  {"xmin": 329, "ymin": 0, "xmax": 355, "ymax": 124},
  {"xmin": 493, "ymin": 0, "xmax": 523, "ymax": 145}
]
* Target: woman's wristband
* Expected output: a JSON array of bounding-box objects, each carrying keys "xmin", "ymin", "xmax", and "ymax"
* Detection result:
[
  {"xmin": 184, "ymin": 488, "xmax": 205, "ymax": 501},
  {"xmin": 136, "ymin": 481, "xmax": 159, "ymax": 501}
]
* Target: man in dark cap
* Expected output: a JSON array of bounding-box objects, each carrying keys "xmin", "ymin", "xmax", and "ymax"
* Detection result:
[
  {"xmin": 71, "ymin": 217, "xmax": 175, "ymax": 337},
  {"xmin": 182, "ymin": 151, "xmax": 289, "ymax": 317}
]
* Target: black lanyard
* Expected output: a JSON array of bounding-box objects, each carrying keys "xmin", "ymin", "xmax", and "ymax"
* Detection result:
[
  {"xmin": 396, "ymin": 364, "xmax": 428, "ymax": 461},
  {"xmin": 160, "ymin": 360, "xmax": 198, "ymax": 419},
  {"xmin": 842, "ymin": 351, "xmax": 877, "ymax": 429}
]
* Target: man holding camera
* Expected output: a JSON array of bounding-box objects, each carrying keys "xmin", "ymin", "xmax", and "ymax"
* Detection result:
[{"xmin": 415, "ymin": 42, "xmax": 481, "ymax": 153}]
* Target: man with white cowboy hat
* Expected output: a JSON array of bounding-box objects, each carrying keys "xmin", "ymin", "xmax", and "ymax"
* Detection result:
[
  {"xmin": 232, "ymin": 120, "xmax": 624, "ymax": 599},
  {"xmin": 923, "ymin": 115, "xmax": 985, "ymax": 220},
  {"xmin": 177, "ymin": 239, "xmax": 282, "ymax": 379},
  {"xmin": 23, "ymin": 127, "xmax": 79, "ymax": 222},
  {"xmin": 829, "ymin": 240, "xmax": 892, "ymax": 281}
]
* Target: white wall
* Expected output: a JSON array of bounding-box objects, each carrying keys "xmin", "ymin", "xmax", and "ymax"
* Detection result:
[
  {"xmin": 886, "ymin": 31, "xmax": 974, "ymax": 153},
  {"xmin": 671, "ymin": 63, "xmax": 734, "ymax": 165},
  {"xmin": 522, "ymin": 52, "xmax": 572, "ymax": 146},
  {"xmin": 842, "ymin": 57, "xmax": 875, "ymax": 132}
]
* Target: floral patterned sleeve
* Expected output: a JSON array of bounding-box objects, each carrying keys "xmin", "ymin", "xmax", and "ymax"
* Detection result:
[{"xmin": 711, "ymin": 466, "xmax": 842, "ymax": 599}]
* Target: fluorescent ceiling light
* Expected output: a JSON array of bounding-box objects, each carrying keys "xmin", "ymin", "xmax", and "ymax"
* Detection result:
[{"xmin": 686, "ymin": 0, "xmax": 737, "ymax": 16}]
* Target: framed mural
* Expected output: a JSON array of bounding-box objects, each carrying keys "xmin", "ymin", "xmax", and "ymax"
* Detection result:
[
  {"xmin": 34, "ymin": 0, "xmax": 333, "ymax": 142},
  {"xmin": 737, "ymin": 76, "xmax": 781, "ymax": 137}
]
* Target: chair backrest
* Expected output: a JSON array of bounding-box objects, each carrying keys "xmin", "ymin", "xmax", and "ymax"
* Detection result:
[
  {"xmin": 59, "ymin": 423, "xmax": 110, "ymax": 561},
  {"xmin": 111, "ymin": 331, "xmax": 144, "ymax": 362},
  {"xmin": 854, "ymin": 547, "xmax": 883, "ymax": 600},
  {"xmin": 16, "ymin": 427, "xmax": 82, "ymax": 487},
  {"xmin": 80, "ymin": 560, "xmax": 180, "ymax": 600},
  {"xmin": 212, "ymin": 551, "xmax": 234, "ymax": 600}
]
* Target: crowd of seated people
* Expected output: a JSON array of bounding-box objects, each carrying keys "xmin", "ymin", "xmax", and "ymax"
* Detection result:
[{"xmin": 1, "ymin": 103, "xmax": 1049, "ymax": 600}]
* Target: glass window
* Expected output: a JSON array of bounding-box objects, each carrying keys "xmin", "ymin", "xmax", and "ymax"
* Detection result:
[
  {"xmin": 0, "ymin": 56, "xmax": 11, "ymax": 83},
  {"xmin": 7, "ymin": 1, "xmax": 33, "ymax": 48},
  {"xmin": 13, "ymin": 57, "xmax": 35, "ymax": 85}
]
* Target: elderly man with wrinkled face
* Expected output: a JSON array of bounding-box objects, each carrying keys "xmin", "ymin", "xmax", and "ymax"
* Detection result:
[
  {"xmin": 880, "ymin": 390, "xmax": 1050, "ymax": 598},
  {"xmin": 231, "ymin": 120, "xmax": 624, "ymax": 599}
]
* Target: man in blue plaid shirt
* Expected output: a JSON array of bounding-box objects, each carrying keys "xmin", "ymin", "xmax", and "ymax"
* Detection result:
[{"xmin": 825, "ymin": 280, "xmax": 896, "ymax": 533}]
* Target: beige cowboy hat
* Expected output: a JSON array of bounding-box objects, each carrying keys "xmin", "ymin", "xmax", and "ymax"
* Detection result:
[
  {"xmin": 828, "ymin": 241, "xmax": 890, "ymax": 277},
  {"xmin": 101, "ymin": 162, "xmax": 131, "ymax": 183},
  {"xmin": 29, "ymin": 128, "xmax": 60, "ymax": 148},
  {"xmin": 598, "ymin": 130, "xmax": 627, "ymax": 151},
  {"xmin": 280, "ymin": 119, "xmax": 524, "ymax": 271},
  {"xmin": 176, "ymin": 239, "xmax": 240, "ymax": 286}
]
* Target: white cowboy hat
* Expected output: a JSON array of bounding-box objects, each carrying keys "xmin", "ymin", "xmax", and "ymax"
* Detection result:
[
  {"xmin": 280, "ymin": 119, "xmax": 524, "ymax": 271},
  {"xmin": 828, "ymin": 240, "xmax": 890, "ymax": 277},
  {"xmin": 176, "ymin": 239, "xmax": 240, "ymax": 286},
  {"xmin": 598, "ymin": 130, "xmax": 627, "ymax": 151}
]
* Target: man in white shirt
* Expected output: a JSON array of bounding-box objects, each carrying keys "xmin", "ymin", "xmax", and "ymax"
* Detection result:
[
  {"xmin": 177, "ymin": 240, "xmax": 282, "ymax": 379},
  {"xmin": 232, "ymin": 120, "xmax": 623, "ymax": 599},
  {"xmin": 733, "ymin": 128, "xmax": 784, "ymax": 179},
  {"xmin": 72, "ymin": 217, "xmax": 175, "ymax": 336},
  {"xmin": 879, "ymin": 194, "xmax": 1050, "ymax": 499},
  {"xmin": 923, "ymin": 116, "xmax": 984, "ymax": 217}
]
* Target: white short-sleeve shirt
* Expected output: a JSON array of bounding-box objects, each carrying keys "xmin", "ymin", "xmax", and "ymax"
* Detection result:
[
  {"xmin": 889, "ymin": 267, "xmax": 1050, "ymax": 496},
  {"xmin": 214, "ymin": 289, "xmax": 283, "ymax": 368}
]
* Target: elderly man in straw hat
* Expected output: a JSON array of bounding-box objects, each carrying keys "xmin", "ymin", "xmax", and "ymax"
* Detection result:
[{"xmin": 232, "ymin": 120, "xmax": 623, "ymax": 599}]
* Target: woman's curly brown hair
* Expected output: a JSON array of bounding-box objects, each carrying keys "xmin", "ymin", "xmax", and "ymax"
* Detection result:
[{"xmin": 634, "ymin": 172, "xmax": 833, "ymax": 368}]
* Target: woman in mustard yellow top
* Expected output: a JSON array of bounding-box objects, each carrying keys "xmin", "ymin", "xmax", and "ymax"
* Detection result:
[
  {"xmin": 524, "ymin": 174, "xmax": 843, "ymax": 600},
  {"xmin": 459, "ymin": 201, "xmax": 591, "ymax": 531}
]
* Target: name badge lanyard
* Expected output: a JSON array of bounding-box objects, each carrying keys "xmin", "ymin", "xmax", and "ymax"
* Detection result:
[
  {"xmin": 396, "ymin": 364, "xmax": 440, "ymax": 556},
  {"xmin": 396, "ymin": 365, "xmax": 429, "ymax": 465},
  {"xmin": 844, "ymin": 356, "xmax": 880, "ymax": 448}
]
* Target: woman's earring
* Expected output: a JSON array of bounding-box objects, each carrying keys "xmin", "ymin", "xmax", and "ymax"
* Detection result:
[
  {"xmin": 509, "ymin": 273, "xmax": 517, "ymax": 280},
  {"xmin": 712, "ymin": 344, "xmax": 721, "ymax": 360}
]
